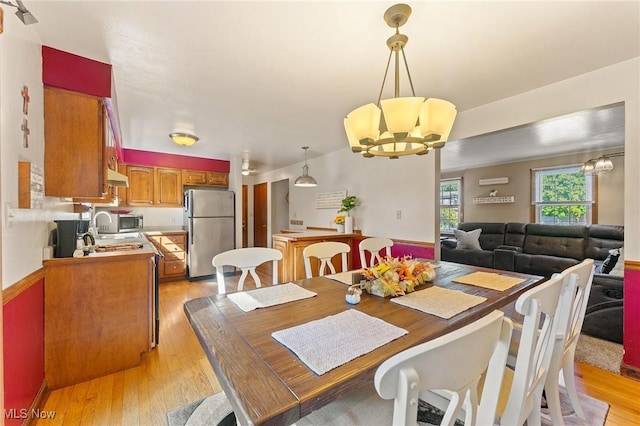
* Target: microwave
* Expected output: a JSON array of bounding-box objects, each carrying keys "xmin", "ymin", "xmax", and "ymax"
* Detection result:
[{"xmin": 96, "ymin": 213, "xmax": 144, "ymax": 234}]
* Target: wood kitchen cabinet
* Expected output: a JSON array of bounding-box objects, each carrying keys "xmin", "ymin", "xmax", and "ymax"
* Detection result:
[
  {"xmin": 146, "ymin": 231, "xmax": 187, "ymax": 281},
  {"xmin": 154, "ymin": 168, "xmax": 183, "ymax": 206},
  {"xmin": 125, "ymin": 165, "xmax": 155, "ymax": 205},
  {"xmin": 122, "ymin": 165, "xmax": 183, "ymax": 207},
  {"xmin": 182, "ymin": 169, "xmax": 229, "ymax": 188},
  {"xmin": 44, "ymin": 86, "xmax": 107, "ymax": 198},
  {"xmin": 43, "ymin": 251, "xmax": 154, "ymax": 389},
  {"xmin": 272, "ymin": 231, "xmax": 356, "ymax": 282}
]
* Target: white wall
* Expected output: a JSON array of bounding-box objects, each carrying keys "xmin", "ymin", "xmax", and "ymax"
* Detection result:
[
  {"xmin": 1, "ymin": 16, "xmax": 76, "ymax": 289},
  {"xmin": 256, "ymin": 148, "xmax": 440, "ymax": 243},
  {"xmin": 254, "ymin": 58, "xmax": 639, "ymax": 260}
]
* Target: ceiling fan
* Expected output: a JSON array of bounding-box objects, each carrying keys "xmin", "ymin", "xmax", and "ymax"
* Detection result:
[{"xmin": 241, "ymin": 159, "xmax": 256, "ymax": 176}]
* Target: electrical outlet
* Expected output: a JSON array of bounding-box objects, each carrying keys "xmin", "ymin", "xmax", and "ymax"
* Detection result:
[
  {"xmin": 290, "ymin": 219, "xmax": 303, "ymax": 225},
  {"xmin": 396, "ymin": 210, "xmax": 402, "ymax": 219}
]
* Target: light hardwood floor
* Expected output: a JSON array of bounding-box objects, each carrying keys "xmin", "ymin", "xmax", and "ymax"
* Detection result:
[{"xmin": 38, "ymin": 266, "xmax": 640, "ymax": 425}]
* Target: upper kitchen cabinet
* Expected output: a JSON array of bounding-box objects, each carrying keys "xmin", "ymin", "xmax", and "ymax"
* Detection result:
[
  {"xmin": 44, "ymin": 87, "xmax": 107, "ymax": 198},
  {"xmin": 154, "ymin": 168, "xmax": 182, "ymax": 206},
  {"xmin": 183, "ymin": 169, "xmax": 228, "ymax": 188},
  {"xmin": 125, "ymin": 165, "xmax": 155, "ymax": 206},
  {"xmin": 122, "ymin": 165, "xmax": 182, "ymax": 207}
]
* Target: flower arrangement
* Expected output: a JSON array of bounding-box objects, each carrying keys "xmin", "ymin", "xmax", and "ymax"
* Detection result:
[
  {"xmin": 334, "ymin": 215, "xmax": 346, "ymax": 225},
  {"xmin": 356, "ymin": 256, "xmax": 436, "ymax": 297},
  {"xmin": 338, "ymin": 195, "xmax": 357, "ymax": 215}
]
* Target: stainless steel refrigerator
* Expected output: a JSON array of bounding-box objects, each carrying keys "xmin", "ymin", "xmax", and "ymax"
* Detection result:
[{"xmin": 184, "ymin": 189, "xmax": 235, "ymax": 279}]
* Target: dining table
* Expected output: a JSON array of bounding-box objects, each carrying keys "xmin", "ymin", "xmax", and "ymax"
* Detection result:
[{"xmin": 183, "ymin": 261, "xmax": 545, "ymax": 426}]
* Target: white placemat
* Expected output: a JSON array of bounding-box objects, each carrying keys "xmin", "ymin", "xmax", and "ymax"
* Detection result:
[
  {"xmin": 272, "ymin": 309, "xmax": 408, "ymax": 375},
  {"xmin": 325, "ymin": 269, "xmax": 363, "ymax": 285},
  {"xmin": 391, "ymin": 286, "xmax": 487, "ymax": 319},
  {"xmin": 227, "ymin": 283, "xmax": 317, "ymax": 312}
]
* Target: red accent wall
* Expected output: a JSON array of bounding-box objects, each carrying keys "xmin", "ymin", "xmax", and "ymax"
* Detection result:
[
  {"xmin": 3, "ymin": 279, "xmax": 45, "ymax": 426},
  {"xmin": 623, "ymin": 269, "xmax": 640, "ymax": 368},
  {"xmin": 42, "ymin": 46, "xmax": 111, "ymax": 98},
  {"xmin": 351, "ymin": 235, "xmax": 435, "ymax": 270},
  {"xmin": 123, "ymin": 149, "xmax": 230, "ymax": 173}
]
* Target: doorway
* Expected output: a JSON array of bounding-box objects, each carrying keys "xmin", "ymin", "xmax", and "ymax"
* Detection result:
[
  {"xmin": 271, "ymin": 179, "xmax": 289, "ymax": 234},
  {"xmin": 253, "ymin": 182, "xmax": 268, "ymax": 247}
]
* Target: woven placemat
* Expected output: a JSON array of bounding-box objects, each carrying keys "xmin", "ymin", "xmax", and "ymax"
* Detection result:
[
  {"xmin": 452, "ymin": 271, "xmax": 525, "ymax": 291},
  {"xmin": 272, "ymin": 309, "xmax": 407, "ymax": 375},
  {"xmin": 227, "ymin": 283, "xmax": 317, "ymax": 312},
  {"xmin": 391, "ymin": 286, "xmax": 486, "ymax": 319}
]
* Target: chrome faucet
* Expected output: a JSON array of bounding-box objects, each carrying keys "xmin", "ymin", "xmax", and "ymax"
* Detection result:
[{"xmin": 93, "ymin": 211, "xmax": 112, "ymax": 235}]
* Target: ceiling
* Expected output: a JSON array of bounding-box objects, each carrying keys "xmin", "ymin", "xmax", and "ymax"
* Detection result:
[{"xmin": 25, "ymin": 1, "xmax": 640, "ymax": 173}]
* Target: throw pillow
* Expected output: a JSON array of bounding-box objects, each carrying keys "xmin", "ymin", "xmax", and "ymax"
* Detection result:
[
  {"xmin": 600, "ymin": 248, "xmax": 620, "ymax": 274},
  {"xmin": 454, "ymin": 228, "xmax": 482, "ymax": 250},
  {"xmin": 610, "ymin": 247, "xmax": 624, "ymax": 276}
]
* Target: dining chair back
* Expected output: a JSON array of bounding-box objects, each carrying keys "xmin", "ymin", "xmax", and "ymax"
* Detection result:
[
  {"xmin": 358, "ymin": 237, "xmax": 394, "ymax": 268},
  {"xmin": 212, "ymin": 247, "xmax": 282, "ymax": 294},
  {"xmin": 375, "ymin": 310, "xmax": 513, "ymax": 426},
  {"xmin": 544, "ymin": 258, "xmax": 595, "ymax": 424},
  {"xmin": 302, "ymin": 242, "xmax": 350, "ymax": 278},
  {"xmin": 422, "ymin": 273, "xmax": 575, "ymax": 425},
  {"xmin": 489, "ymin": 272, "xmax": 576, "ymax": 426}
]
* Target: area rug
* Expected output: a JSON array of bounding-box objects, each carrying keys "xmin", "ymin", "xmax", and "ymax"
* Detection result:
[
  {"xmin": 575, "ymin": 333, "xmax": 623, "ymax": 373},
  {"xmin": 167, "ymin": 387, "xmax": 608, "ymax": 426}
]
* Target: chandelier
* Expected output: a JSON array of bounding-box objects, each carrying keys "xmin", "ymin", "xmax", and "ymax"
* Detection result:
[{"xmin": 344, "ymin": 3, "xmax": 457, "ymax": 159}]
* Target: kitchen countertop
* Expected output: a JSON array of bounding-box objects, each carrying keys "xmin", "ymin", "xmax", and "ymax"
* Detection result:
[
  {"xmin": 272, "ymin": 229, "xmax": 360, "ymax": 241},
  {"xmin": 142, "ymin": 227, "xmax": 187, "ymax": 234}
]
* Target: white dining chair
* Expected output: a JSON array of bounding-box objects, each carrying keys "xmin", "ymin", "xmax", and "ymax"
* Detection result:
[
  {"xmin": 294, "ymin": 310, "xmax": 514, "ymax": 426},
  {"xmin": 358, "ymin": 237, "xmax": 394, "ymax": 268},
  {"xmin": 544, "ymin": 259, "xmax": 595, "ymax": 425},
  {"xmin": 423, "ymin": 272, "xmax": 576, "ymax": 426},
  {"xmin": 302, "ymin": 242, "xmax": 350, "ymax": 278},
  {"xmin": 212, "ymin": 247, "xmax": 283, "ymax": 294}
]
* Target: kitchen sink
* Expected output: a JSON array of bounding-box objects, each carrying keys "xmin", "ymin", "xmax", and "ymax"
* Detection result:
[{"xmin": 94, "ymin": 232, "xmax": 147, "ymax": 250}]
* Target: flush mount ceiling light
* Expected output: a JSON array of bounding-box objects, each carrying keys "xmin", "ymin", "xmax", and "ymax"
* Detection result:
[
  {"xmin": 169, "ymin": 132, "xmax": 198, "ymax": 147},
  {"xmin": 344, "ymin": 3, "xmax": 457, "ymax": 159},
  {"xmin": 294, "ymin": 146, "xmax": 318, "ymax": 187},
  {"xmin": 0, "ymin": 0, "xmax": 38, "ymax": 24},
  {"xmin": 580, "ymin": 152, "xmax": 623, "ymax": 174}
]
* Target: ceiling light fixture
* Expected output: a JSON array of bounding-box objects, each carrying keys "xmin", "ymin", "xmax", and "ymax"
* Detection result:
[
  {"xmin": 294, "ymin": 146, "xmax": 317, "ymax": 187},
  {"xmin": 580, "ymin": 152, "xmax": 623, "ymax": 174},
  {"xmin": 169, "ymin": 132, "xmax": 198, "ymax": 147},
  {"xmin": 241, "ymin": 159, "xmax": 255, "ymax": 176},
  {"xmin": 344, "ymin": 3, "xmax": 457, "ymax": 159},
  {"xmin": 0, "ymin": 0, "xmax": 38, "ymax": 25}
]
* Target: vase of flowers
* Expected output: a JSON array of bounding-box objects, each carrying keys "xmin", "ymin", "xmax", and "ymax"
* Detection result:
[
  {"xmin": 355, "ymin": 256, "xmax": 437, "ymax": 297},
  {"xmin": 338, "ymin": 195, "xmax": 357, "ymax": 233},
  {"xmin": 334, "ymin": 214, "xmax": 345, "ymax": 233}
]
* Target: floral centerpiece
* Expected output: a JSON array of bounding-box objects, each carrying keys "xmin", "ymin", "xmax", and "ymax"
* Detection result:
[
  {"xmin": 334, "ymin": 215, "xmax": 345, "ymax": 225},
  {"xmin": 356, "ymin": 256, "xmax": 436, "ymax": 297}
]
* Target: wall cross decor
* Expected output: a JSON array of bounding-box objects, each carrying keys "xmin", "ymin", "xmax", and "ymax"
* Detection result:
[
  {"xmin": 22, "ymin": 85, "xmax": 30, "ymax": 114},
  {"xmin": 21, "ymin": 118, "xmax": 30, "ymax": 148}
]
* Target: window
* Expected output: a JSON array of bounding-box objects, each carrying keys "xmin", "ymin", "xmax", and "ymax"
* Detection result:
[
  {"xmin": 532, "ymin": 165, "xmax": 595, "ymax": 225},
  {"xmin": 440, "ymin": 178, "xmax": 462, "ymax": 233}
]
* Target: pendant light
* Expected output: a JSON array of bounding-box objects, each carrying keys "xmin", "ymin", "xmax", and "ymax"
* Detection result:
[
  {"xmin": 294, "ymin": 146, "xmax": 318, "ymax": 187},
  {"xmin": 344, "ymin": 3, "xmax": 457, "ymax": 159}
]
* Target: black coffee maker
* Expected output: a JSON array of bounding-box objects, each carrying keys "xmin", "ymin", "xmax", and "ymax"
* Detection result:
[{"xmin": 54, "ymin": 220, "xmax": 90, "ymax": 258}]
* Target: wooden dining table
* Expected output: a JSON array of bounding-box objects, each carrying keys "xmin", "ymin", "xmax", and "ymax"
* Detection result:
[{"xmin": 183, "ymin": 261, "xmax": 544, "ymax": 426}]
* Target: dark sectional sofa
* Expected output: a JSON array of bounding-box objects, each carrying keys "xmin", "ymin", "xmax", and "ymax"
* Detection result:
[{"xmin": 441, "ymin": 222, "xmax": 624, "ymax": 343}]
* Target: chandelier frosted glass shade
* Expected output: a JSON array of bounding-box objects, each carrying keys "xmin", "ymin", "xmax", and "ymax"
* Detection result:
[
  {"xmin": 345, "ymin": 97, "xmax": 457, "ymax": 158},
  {"xmin": 344, "ymin": 3, "xmax": 457, "ymax": 159}
]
